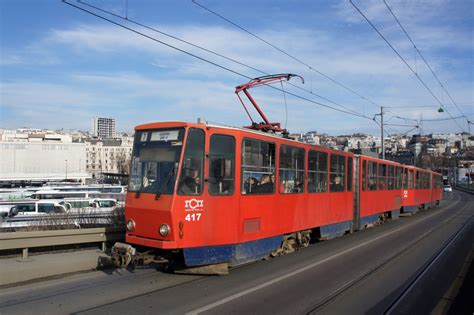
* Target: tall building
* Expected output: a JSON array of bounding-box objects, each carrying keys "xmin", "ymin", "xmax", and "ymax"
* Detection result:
[{"xmin": 92, "ymin": 117, "xmax": 116, "ymax": 139}]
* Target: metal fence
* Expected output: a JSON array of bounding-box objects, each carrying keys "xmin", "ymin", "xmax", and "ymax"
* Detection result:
[{"xmin": 1, "ymin": 207, "xmax": 124, "ymax": 230}]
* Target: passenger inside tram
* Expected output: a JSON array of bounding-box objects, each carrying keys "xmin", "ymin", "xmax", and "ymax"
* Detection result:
[
  {"xmin": 244, "ymin": 176, "xmax": 258, "ymax": 194},
  {"xmin": 179, "ymin": 167, "xmax": 201, "ymax": 195},
  {"xmin": 255, "ymin": 174, "xmax": 273, "ymax": 193},
  {"xmin": 368, "ymin": 178, "xmax": 377, "ymax": 191},
  {"xmin": 330, "ymin": 175, "xmax": 344, "ymax": 192}
]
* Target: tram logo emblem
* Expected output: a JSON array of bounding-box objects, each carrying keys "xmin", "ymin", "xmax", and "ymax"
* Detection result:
[
  {"xmin": 403, "ymin": 190, "xmax": 408, "ymax": 198},
  {"xmin": 185, "ymin": 199, "xmax": 204, "ymax": 212}
]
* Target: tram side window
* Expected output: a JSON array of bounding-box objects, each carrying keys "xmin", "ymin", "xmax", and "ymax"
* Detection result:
[
  {"xmin": 362, "ymin": 160, "xmax": 367, "ymax": 191},
  {"xmin": 279, "ymin": 145, "xmax": 305, "ymax": 194},
  {"xmin": 347, "ymin": 157, "xmax": 353, "ymax": 192},
  {"xmin": 209, "ymin": 134, "xmax": 235, "ymax": 195},
  {"xmin": 378, "ymin": 164, "xmax": 387, "ymax": 190},
  {"xmin": 402, "ymin": 168, "xmax": 408, "ymax": 189},
  {"xmin": 408, "ymin": 170, "xmax": 414, "ymax": 189},
  {"xmin": 308, "ymin": 150, "xmax": 328, "ymax": 193},
  {"xmin": 368, "ymin": 161, "xmax": 377, "ymax": 191},
  {"xmin": 241, "ymin": 139, "xmax": 275, "ymax": 194},
  {"xmin": 387, "ymin": 165, "xmax": 395, "ymax": 190},
  {"xmin": 178, "ymin": 128, "xmax": 205, "ymax": 196},
  {"xmin": 415, "ymin": 171, "xmax": 421, "ymax": 190},
  {"xmin": 396, "ymin": 167, "xmax": 401, "ymax": 190},
  {"xmin": 330, "ymin": 154, "xmax": 345, "ymax": 192},
  {"xmin": 436, "ymin": 175, "xmax": 442, "ymax": 188}
]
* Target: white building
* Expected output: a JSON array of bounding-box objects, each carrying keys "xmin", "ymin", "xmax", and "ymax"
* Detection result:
[
  {"xmin": 85, "ymin": 138, "xmax": 133, "ymax": 179},
  {"xmin": 0, "ymin": 141, "xmax": 88, "ymax": 182},
  {"xmin": 92, "ymin": 117, "xmax": 116, "ymax": 139}
]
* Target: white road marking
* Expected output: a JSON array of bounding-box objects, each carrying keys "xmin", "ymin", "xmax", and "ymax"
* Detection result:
[{"xmin": 187, "ymin": 194, "xmax": 464, "ymax": 315}]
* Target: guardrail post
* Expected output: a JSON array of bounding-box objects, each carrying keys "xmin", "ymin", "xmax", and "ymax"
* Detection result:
[{"xmin": 22, "ymin": 248, "xmax": 29, "ymax": 261}]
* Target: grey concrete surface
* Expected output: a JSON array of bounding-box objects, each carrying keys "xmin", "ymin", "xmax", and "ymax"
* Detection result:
[
  {"xmin": 0, "ymin": 191, "xmax": 471, "ymax": 315},
  {"xmin": 0, "ymin": 248, "xmax": 110, "ymax": 286}
]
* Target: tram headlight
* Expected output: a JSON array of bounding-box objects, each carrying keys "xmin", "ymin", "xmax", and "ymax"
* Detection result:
[
  {"xmin": 159, "ymin": 224, "xmax": 170, "ymax": 237},
  {"xmin": 126, "ymin": 219, "xmax": 136, "ymax": 232}
]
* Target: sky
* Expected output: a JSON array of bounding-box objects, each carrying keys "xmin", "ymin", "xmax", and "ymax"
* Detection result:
[{"xmin": 0, "ymin": 0, "xmax": 473, "ymax": 136}]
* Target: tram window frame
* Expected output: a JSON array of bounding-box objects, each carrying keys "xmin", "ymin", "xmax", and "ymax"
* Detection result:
[
  {"xmin": 402, "ymin": 168, "xmax": 408, "ymax": 189},
  {"xmin": 415, "ymin": 171, "xmax": 421, "ymax": 190},
  {"xmin": 241, "ymin": 138, "xmax": 276, "ymax": 195},
  {"xmin": 347, "ymin": 157, "xmax": 353, "ymax": 192},
  {"xmin": 436, "ymin": 175, "xmax": 442, "ymax": 188},
  {"xmin": 396, "ymin": 167, "xmax": 403, "ymax": 190},
  {"xmin": 368, "ymin": 161, "xmax": 377, "ymax": 191},
  {"xmin": 387, "ymin": 165, "xmax": 395, "ymax": 190},
  {"xmin": 362, "ymin": 160, "xmax": 367, "ymax": 191},
  {"xmin": 279, "ymin": 145, "xmax": 305, "ymax": 194},
  {"xmin": 208, "ymin": 134, "xmax": 235, "ymax": 196},
  {"xmin": 308, "ymin": 150, "xmax": 328, "ymax": 193},
  {"xmin": 330, "ymin": 154, "xmax": 345, "ymax": 192},
  {"xmin": 378, "ymin": 163, "xmax": 387, "ymax": 190},
  {"xmin": 177, "ymin": 128, "xmax": 205, "ymax": 196},
  {"xmin": 408, "ymin": 169, "xmax": 414, "ymax": 189}
]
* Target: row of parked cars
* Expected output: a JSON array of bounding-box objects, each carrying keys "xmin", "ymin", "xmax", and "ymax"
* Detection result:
[{"xmin": 0, "ymin": 197, "xmax": 119, "ymax": 219}]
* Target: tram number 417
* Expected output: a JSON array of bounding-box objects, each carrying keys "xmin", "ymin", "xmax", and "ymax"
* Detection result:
[{"xmin": 185, "ymin": 213, "xmax": 202, "ymax": 222}]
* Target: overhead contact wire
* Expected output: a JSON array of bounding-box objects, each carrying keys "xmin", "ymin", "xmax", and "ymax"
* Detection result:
[
  {"xmin": 192, "ymin": 0, "xmax": 382, "ymax": 110},
  {"xmin": 384, "ymin": 0, "xmax": 468, "ymax": 121},
  {"xmin": 350, "ymin": 0, "xmax": 465, "ymax": 132},
  {"xmin": 63, "ymin": 0, "xmax": 372, "ymax": 120}
]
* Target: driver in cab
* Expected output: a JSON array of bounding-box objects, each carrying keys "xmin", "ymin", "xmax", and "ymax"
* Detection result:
[{"xmin": 179, "ymin": 167, "xmax": 201, "ymax": 195}]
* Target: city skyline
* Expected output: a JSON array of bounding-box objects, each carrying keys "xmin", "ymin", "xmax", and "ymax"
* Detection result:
[{"xmin": 1, "ymin": 1, "xmax": 473, "ymax": 135}]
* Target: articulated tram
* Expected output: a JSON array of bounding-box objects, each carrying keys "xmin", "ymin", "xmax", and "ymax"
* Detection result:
[
  {"xmin": 112, "ymin": 74, "xmax": 442, "ymax": 273},
  {"xmin": 112, "ymin": 121, "xmax": 442, "ymax": 273}
]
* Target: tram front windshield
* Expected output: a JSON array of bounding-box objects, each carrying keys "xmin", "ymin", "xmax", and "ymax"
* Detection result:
[{"xmin": 128, "ymin": 129, "xmax": 185, "ymax": 194}]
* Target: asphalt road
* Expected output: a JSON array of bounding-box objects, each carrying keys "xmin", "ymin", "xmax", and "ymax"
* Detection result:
[{"xmin": 0, "ymin": 191, "xmax": 472, "ymax": 315}]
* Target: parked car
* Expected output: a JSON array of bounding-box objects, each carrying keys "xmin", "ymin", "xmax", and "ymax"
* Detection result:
[
  {"xmin": 443, "ymin": 184, "xmax": 452, "ymax": 192},
  {"xmin": 1, "ymin": 199, "xmax": 68, "ymax": 218},
  {"xmin": 90, "ymin": 198, "xmax": 117, "ymax": 208}
]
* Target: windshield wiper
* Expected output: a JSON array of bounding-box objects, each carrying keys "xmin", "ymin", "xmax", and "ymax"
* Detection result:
[{"xmin": 155, "ymin": 164, "xmax": 177, "ymax": 200}]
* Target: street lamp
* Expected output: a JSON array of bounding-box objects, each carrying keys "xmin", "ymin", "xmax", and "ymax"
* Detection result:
[{"xmin": 375, "ymin": 105, "xmax": 443, "ymax": 161}]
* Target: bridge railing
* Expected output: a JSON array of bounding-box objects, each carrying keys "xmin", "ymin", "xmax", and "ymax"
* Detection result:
[{"xmin": 0, "ymin": 227, "xmax": 125, "ymax": 260}]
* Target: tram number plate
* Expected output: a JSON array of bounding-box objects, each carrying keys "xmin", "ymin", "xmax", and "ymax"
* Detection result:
[{"xmin": 185, "ymin": 213, "xmax": 202, "ymax": 222}]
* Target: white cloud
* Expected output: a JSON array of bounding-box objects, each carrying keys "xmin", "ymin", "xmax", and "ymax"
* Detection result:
[{"xmin": 2, "ymin": 1, "xmax": 472, "ymax": 134}]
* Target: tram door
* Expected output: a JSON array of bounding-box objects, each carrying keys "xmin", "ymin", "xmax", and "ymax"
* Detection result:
[{"xmin": 205, "ymin": 133, "xmax": 239, "ymax": 244}]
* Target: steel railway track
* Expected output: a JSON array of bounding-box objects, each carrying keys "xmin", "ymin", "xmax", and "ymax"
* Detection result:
[{"xmin": 306, "ymin": 192, "xmax": 472, "ymax": 314}]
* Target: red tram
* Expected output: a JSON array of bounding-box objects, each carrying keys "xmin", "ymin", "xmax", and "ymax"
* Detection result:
[
  {"xmin": 113, "ymin": 121, "xmax": 442, "ymax": 272},
  {"xmin": 112, "ymin": 74, "xmax": 442, "ymax": 273}
]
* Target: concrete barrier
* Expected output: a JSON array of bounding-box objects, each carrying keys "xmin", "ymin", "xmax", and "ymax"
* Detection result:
[{"xmin": 0, "ymin": 227, "xmax": 124, "ymax": 286}]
